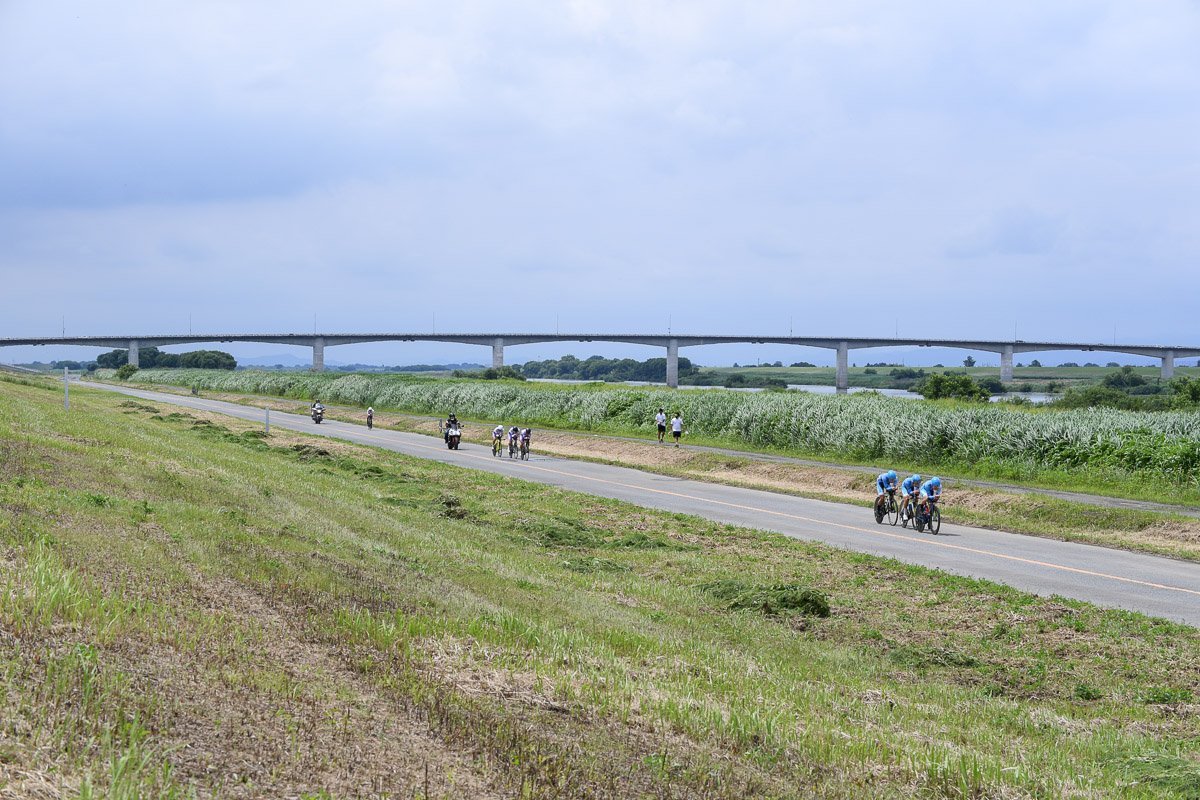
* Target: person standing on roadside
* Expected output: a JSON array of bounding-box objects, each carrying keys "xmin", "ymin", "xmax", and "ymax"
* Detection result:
[
  {"xmin": 670, "ymin": 412, "xmax": 684, "ymax": 447},
  {"xmin": 655, "ymin": 408, "xmax": 667, "ymax": 443},
  {"xmin": 366, "ymin": 407, "xmax": 374, "ymax": 429}
]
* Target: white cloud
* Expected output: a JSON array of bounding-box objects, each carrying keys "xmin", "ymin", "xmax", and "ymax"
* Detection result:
[{"xmin": 2, "ymin": 1, "xmax": 1199, "ymax": 349}]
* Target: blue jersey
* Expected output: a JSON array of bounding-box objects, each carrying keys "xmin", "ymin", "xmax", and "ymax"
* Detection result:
[
  {"xmin": 876, "ymin": 473, "xmax": 897, "ymax": 494},
  {"xmin": 901, "ymin": 475, "xmax": 921, "ymax": 495},
  {"xmin": 920, "ymin": 479, "xmax": 941, "ymax": 500}
]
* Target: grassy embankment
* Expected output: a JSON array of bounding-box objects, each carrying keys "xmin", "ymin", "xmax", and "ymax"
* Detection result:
[
  {"xmin": 81, "ymin": 379, "xmax": 1200, "ymax": 561},
  {"xmin": 7, "ymin": 379, "xmax": 1200, "ymax": 796},
  {"xmin": 98, "ymin": 369, "xmax": 1200, "ymax": 510},
  {"xmin": 7, "ymin": 374, "xmax": 1200, "ymax": 797}
]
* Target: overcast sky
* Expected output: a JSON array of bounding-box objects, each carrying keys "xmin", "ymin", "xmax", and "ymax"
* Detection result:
[{"xmin": 2, "ymin": 2, "xmax": 1198, "ymax": 367}]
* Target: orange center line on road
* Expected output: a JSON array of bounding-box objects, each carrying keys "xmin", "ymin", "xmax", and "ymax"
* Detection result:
[{"xmin": 158, "ymin": 392, "xmax": 1200, "ymax": 599}]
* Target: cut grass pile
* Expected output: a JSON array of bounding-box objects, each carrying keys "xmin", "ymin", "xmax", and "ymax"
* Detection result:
[{"xmin": 5, "ymin": 374, "xmax": 1200, "ymax": 798}]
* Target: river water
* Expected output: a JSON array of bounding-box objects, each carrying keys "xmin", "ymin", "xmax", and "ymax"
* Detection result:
[{"xmin": 527, "ymin": 379, "xmax": 1060, "ymax": 404}]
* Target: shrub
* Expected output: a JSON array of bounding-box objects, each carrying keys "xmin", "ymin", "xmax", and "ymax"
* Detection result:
[
  {"xmin": 1170, "ymin": 376, "xmax": 1200, "ymax": 407},
  {"xmin": 915, "ymin": 373, "xmax": 989, "ymax": 402},
  {"xmin": 115, "ymin": 364, "xmax": 139, "ymax": 380},
  {"xmin": 455, "ymin": 366, "xmax": 526, "ymax": 381},
  {"xmin": 976, "ymin": 377, "xmax": 1005, "ymax": 395},
  {"xmin": 1102, "ymin": 366, "xmax": 1146, "ymax": 390},
  {"xmin": 178, "ymin": 350, "xmax": 237, "ymax": 370}
]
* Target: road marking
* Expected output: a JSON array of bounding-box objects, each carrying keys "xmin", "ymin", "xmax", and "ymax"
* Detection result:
[{"xmin": 122, "ymin": 388, "xmax": 1200, "ymax": 600}]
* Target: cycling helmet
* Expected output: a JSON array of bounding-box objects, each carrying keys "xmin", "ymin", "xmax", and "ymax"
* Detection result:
[
  {"xmin": 931, "ymin": 477, "xmax": 942, "ymax": 487},
  {"xmin": 887, "ymin": 470, "xmax": 897, "ymax": 481},
  {"xmin": 910, "ymin": 474, "xmax": 921, "ymax": 484}
]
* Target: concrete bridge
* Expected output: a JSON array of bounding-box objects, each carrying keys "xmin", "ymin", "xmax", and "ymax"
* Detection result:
[{"xmin": 3, "ymin": 333, "xmax": 1197, "ymax": 390}]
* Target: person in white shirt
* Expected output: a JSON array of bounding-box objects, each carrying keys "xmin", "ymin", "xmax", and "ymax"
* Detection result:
[
  {"xmin": 655, "ymin": 408, "xmax": 667, "ymax": 443},
  {"xmin": 670, "ymin": 412, "xmax": 684, "ymax": 447},
  {"xmin": 366, "ymin": 407, "xmax": 374, "ymax": 429}
]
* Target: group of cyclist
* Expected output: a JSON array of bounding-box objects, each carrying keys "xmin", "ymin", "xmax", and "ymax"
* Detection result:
[
  {"xmin": 492, "ymin": 422, "xmax": 532, "ymax": 456},
  {"xmin": 439, "ymin": 412, "xmax": 938, "ymax": 523},
  {"xmin": 436, "ymin": 413, "xmax": 533, "ymax": 456},
  {"xmin": 874, "ymin": 469, "xmax": 942, "ymax": 529}
]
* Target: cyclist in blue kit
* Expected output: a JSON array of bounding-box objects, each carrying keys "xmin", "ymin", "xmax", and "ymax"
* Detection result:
[
  {"xmin": 899, "ymin": 473, "xmax": 922, "ymax": 521},
  {"xmin": 874, "ymin": 470, "xmax": 898, "ymax": 516},
  {"xmin": 918, "ymin": 476, "xmax": 942, "ymax": 519}
]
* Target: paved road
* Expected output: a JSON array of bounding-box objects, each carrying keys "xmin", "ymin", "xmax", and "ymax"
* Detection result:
[
  {"xmin": 89, "ymin": 382, "xmax": 1200, "ymax": 627},
  {"xmin": 106, "ymin": 382, "xmax": 1200, "ymax": 519}
]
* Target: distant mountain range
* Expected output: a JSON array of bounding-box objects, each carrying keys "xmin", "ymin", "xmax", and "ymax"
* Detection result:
[{"xmin": 240, "ymin": 353, "xmax": 319, "ymax": 366}]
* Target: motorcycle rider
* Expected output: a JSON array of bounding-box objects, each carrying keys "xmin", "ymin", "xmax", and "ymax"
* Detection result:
[
  {"xmin": 366, "ymin": 406, "xmax": 374, "ymax": 429},
  {"xmin": 444, "ymin": 413, "xmax": 459, "ymax": 443}
]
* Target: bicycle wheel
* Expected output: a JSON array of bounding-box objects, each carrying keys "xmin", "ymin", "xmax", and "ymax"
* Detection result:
[
  {"xmin": 929, "ymin": 506, "xmax": 941, "ymax": 535},
  {"xmin": 886, "ymin": 497, "xmax": 899, "ymax": 526}
]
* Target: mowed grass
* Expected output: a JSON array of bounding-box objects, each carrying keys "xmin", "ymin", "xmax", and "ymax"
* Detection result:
[
  {"xmin": 115, "ymin": 388, "xmax": 1200, "ymax": 563},
  {"xmin": 95, "ymin": 369, "xmax": 1200, "ymax": 510},
  {"xmin": 3, "ymin": 376, "xmax": 1200, "ymax": 798}
]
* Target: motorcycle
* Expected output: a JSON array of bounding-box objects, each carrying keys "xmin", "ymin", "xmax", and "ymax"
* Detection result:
[
  {"xmin": 311, "ymin": 406, "xmax": 324, "ymax": 424},
  {"xmin": 446, "ymin": 423, "xmax": 462, "ymax": 450}
]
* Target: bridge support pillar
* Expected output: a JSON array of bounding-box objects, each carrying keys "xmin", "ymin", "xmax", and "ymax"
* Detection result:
[
  {"xmin": 1001, "ymin": 345, "xmax": 1013, "ymax": 383},
  {"xmin": 128, "ymin": 340, "xmax": 139, "ymax": 368},
  {"xmin": 666, "ymin": 338, "xmax": 679, "ymax": 388},
  {"xmin": 492, "ymin": 338, "xmax": 504, "ymax": 369},
  {"xmin": 312, "ymin": 337, "xmax": 325, "ymax": 372},
  {"xmin": 1162, "ymin": 350, "xmax": 1175, "ymax": 380},
  {"xmin": 835, "ymin": 341, "xmax": 848, "ymax": 393}
]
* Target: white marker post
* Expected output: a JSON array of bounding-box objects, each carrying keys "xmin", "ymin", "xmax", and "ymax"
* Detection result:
[
  {"xmin": 265, "ymin": 406, "xmax": 270, "ymax": 433},
  {"xmin": 64, "ymin": 367, "xmax": 69, "ymax": 410}
]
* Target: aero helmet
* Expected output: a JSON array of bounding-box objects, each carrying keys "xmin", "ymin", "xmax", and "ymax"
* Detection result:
[
  {"xmin": 910, "ymin": 474, "xmax": 921, "ymax": 484},
  {"xmin": 932, "ymin": 477, "xmax": 942, "ymax": 487},
  {"xmin": 887, "ymin": 470, "xmax": 897, "ymax": 480}
]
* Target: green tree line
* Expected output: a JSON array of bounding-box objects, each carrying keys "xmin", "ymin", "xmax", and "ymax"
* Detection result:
[
  {"xmin": 96, "ymin": 347, "xmax": 237, "ymax": 370},
  {"xmin": 518, "ymin": 354, "xmax": 697, "ymax": 383}
]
